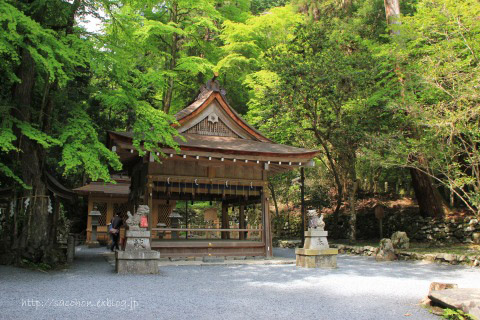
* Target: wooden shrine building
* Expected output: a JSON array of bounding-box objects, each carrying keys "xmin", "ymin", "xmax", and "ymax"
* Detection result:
[{"xmin": 76, "ymin": 78, "xmax": 319, "ymax": 258}]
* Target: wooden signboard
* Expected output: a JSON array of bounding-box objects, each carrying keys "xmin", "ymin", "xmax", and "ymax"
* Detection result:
[{"xmin": 204, "ymin": 208, "xmax": 218, "ymax": 222}]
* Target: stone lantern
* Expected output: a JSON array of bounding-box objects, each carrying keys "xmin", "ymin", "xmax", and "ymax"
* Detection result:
[
  {"xmin": 156, "ymin": 222, "xmax": 167, "ymax": 239},
  {"xmin": 88, "ymin": 208, "xmax": 101, "ymax": 248},
  {"xmin": 169, "ymin": 210, "xmax": 182, "ymax": 240}
]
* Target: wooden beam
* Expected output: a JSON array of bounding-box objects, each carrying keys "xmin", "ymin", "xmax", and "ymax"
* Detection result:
[
  {"xmin": 151, "ymin": 228, "xmax": 259, "ymax": 232},
  {"xmin": 221, "ymin": 201, "xmax": 229, "ymax": 240},
  {"xmin": 149, "ymin": 175, "xmax": 267, "ymax": 186},
  {"xmin": 239, "ymin": 205, "xmax": 245, "ymax": 240},
  {"xmin": 150, "ymin": 192, "xmax": 261, "ymax": 204}
]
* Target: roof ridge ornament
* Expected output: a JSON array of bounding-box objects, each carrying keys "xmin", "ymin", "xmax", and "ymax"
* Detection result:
[
  {"xmin": 206, "ymin": 72, "xmax": 220, "ymax": 91},
  {"xmin": 197, "ymin": 72, "xmax": 227, "ymax": 97}
]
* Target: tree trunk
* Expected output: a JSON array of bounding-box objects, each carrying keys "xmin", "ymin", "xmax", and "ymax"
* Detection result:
[
  {"xmin": 410, "ymin": 168, "xmax": 447, "ymax": 218},
  {"xmin": 268, "ymin": 182, "xmax": 280, "ymax": 237},
  {"xmin": 268, "ymin": 182, "xmax": 279, "ymax": 218},
  {"xmin": 384, "ymin": 0, "xmax": 400, "ymax": 27},
  {"xmin": 163, "ymin": 3, "xmax": 178, "ymax": 114},
  {"xmin": 349, "ymin": 180, "xmax": 359, "ymax": 242},
  {"xmin": 13, "ymin": 49, "xmax": 52, "ymax": 263},
  {"xmin": 313, "ymin": 130, "xmax": 343, "ymax": 223}
]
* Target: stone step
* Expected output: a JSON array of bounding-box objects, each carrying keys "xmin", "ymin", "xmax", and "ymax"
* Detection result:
[
  {"xmin": 202, "ymin": 256, "xmax": 225, "ymax": 263},
  {"xmin": 429, "ymin": 288, "xmax": 480, "ymax": 319}
]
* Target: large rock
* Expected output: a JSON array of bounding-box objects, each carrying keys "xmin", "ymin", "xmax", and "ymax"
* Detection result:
[
  {"xmin": 421, "ymin": 282, "xmax": 458, "ymax": 306},
  {"xmin": 472, "ymin": 232, "xmax": 480, "ymax": 244},
  {"xmin": 429, "ymin": 288, "xmax": 480, "ymax": 319},
  {"xmin": 376, "ymin": 238, "xmax": 397, "ymax": 261},
  {"xmin": 391, "ymin": 231, "xmax": 410, "ymax": 249}
]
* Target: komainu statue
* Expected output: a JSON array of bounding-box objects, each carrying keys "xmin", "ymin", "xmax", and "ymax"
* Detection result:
[
  {"xmin": 126, "ymin": 205, "xmax": 149, "ymax": 230},
  {"xmin": 307, "ymin": 209, "xmax": 325, "ymax": 231}
]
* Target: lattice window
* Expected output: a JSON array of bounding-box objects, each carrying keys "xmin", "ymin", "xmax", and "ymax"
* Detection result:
[
  {"xmin": 158, "ymin": 204, "xmax": 171, "ymax": 227},
  {"xmin": 93, "ymin": 202, "xmax": 107, "ymax": 226},
  {"xmin": 185, "ymin": 117, "xmax": 241, "ymax": 138},
  {"xmin": 114, "ymin": 202, "xmax": 130, "ymax": 225}
]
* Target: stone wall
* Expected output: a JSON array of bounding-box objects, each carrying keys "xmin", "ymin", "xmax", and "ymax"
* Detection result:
[
  {"xmin": 324, "ymin": 210, "xmax": 480, "ymax": 244},
  {"xmin": 334, "ymin": 244, "xmax": 480, "ymax": 267}
]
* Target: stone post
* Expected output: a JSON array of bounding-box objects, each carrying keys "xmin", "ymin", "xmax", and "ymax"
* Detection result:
[
  {"xmin": 67, "ymin": 234, "xmax": 75, "ymax": 263},
  {"xmin": 115, "ymin": 205, "xmax": 160, "ymax": 274}
]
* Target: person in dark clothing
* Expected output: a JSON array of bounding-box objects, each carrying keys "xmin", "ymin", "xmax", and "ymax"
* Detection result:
[{"xmin": 109, "ymin": 213, "xmax": 123, "ymax": 251}]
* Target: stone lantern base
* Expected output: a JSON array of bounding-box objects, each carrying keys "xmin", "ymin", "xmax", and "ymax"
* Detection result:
[
  {"xmin": 295, "ymin": 228, "xmax": 338, "ymax": 268},
  {"xmin": 295, "ymin": 248, "xmax": 338, "ymax": 268}
]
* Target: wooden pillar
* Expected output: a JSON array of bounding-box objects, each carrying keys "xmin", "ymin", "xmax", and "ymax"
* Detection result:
[
  {"xmin": 147, "ymin": 179, "xmax": 153, "ymax": 231},
  {"xmin": 221, "ymin": 201, "xmax": 229, "ymax": 239},
  {"xmin": 86, "ymin": 197, "xmax": 93, "ymax": 242},
  {"xmin": 106, "ymin": 201, "xmax": 113, "ymax": 225},
  {"xmin": 106, "ymin": 201, "xmax": 113, "ymax": 242},
  {"xmin": 262, "ymin": 188, "xmax": 273, "ymax": 258},
  {"xmin": 300, "ymin": 167, "xmax": 306, "ymax": 247},
  {"xmin": 239, "ymin": 205, "xmax": 245, "ymax": 240}
]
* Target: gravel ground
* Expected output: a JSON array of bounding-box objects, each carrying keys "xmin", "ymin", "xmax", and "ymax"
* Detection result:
[{"xmin": 1, "ymin": 247, "xmax": 480, "ymax": 320}]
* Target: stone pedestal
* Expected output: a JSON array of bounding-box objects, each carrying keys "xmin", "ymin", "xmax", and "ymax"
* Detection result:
[
  {"xmin": 124, "ymin": 230, "xmax": 152, "ymax": 251},
  {"xmin": 115, "ymin": 229, "xmax": 160, "ymax": 274},
  {"xmin": 304, "ymin": 229, "xmax": 330, "ymax": 249},
  {"xmin": 116, "ymin": 250, "xmax": 160, "ymax": 274},
  {"xmin": 295, "ymin": 229, "xmax": 338, "ymax": 268},
  {"xmin": 295, "ymin": 248, "xmax": 338, "ymax": 268}
]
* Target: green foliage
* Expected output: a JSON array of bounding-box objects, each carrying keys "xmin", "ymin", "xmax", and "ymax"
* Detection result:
[
  {"xmin": 367, "ymin": 0, "xmax": 480, "ymax": 213},
  {"xmin": 21, "ymin": 259, "xmax": 52, "ymax": 272},
  {"xmin": 131, "ymin": 102, "xmax": 182, "ymax": 160},
  {"xmin": 442, "ymin": 308, "xmax": 476, "ymax": 320},
  {"xmin": 250, "ymin": 0, "xmax": 290, "ymax": 15},
  {"xmin": 59, "ymin": 106, "xmax": 122, "ymax": 182},
  {"xmin": 216, "ymin": 5, "xmax": 302, "ymax": 113},
  {"xmin": 246, "ymin": 17, "xmax": 385, "ymax": 202},
  {"xmin": 216, "ymin": 0, "xmax": 251, "ymax": 22}
]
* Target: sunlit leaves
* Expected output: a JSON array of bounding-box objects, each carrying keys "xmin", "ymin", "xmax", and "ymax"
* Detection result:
[
  {"xmin": 131, "ymin": 102, "xmax": 182, "ymax": 160},
  {"xmin": 59, "ymin": 106, "xmax": 122, "ymax": 182}
]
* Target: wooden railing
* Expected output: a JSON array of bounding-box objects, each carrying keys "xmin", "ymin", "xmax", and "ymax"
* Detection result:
[{"xmin": 151, "ymin": 227, "xmax": 262, "ymax": 241}]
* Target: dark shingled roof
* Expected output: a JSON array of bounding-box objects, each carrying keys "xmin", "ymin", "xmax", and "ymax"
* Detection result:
[
  {"xmin": 174, "ymin": 89, "xmax": 213, "ymax": 121},
  {"xmin": 73, "ymin": 181, "xmax": 130, "ymax": 196},
  {"xmin": 110, "ymin": 131, "xmax": 318, "ymax": 158}
]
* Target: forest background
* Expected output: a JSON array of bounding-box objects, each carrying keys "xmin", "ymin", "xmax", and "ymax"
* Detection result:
[{"xmin": 1, "ymin": 0, "xmax": 479, "ymax": 264}]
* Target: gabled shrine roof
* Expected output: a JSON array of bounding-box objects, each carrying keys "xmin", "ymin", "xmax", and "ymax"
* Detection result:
[
  {"xmin": 107, "ymin": 77, "xmax": 320, "ymax": 164},
  {"xmin": 174, "ymin": 79, "xmax": 271, "ymax": 142}
]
